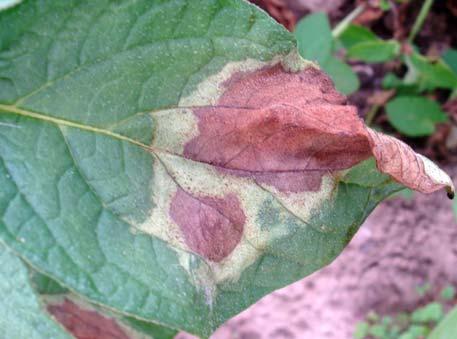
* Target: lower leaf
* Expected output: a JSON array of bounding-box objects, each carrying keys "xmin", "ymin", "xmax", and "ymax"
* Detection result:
[{"xmin": 0, "ymin": 243, "xmax": 71, "ymax": 339}]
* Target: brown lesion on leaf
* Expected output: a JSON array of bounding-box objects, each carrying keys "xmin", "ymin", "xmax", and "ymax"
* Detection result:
[
  {"xmin": 47, "ymin": 299, "xmax": 129, "ymax": 339},
  {"xmin": 153, "ymin": 57, "xmax": 453, "ymax": 267},
  {"xmin": 184, "ymin": 65, "xmax": 372, "ymax": 195},
  {"xmin": 182, "ymin": 63, "xmax": 454, "ymax": 196},
  {"xmin": 170, "ymin": 188, "xmax": 245, "ymax": 262}
]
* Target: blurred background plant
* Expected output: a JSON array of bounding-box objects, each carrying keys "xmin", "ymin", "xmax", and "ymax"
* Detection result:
[{"xmin": 354, "ymin": 284, "xmax": 457, "ymax": 338}]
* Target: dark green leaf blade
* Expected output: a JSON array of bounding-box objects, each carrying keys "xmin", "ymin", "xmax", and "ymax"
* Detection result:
[
  {"xmin": 386, "ymin": 96, "xmax": 448, "ymax": 136},
  {"xmin": 339, "ymin": 24, "xmax": 378, "ymax": 49},
  {"xmin": 442, "ymin": 48, "xmax": 457, "ymax": 74},
  {"xmin": 347, "ymin": 40, "xmax": 400, "ymax": 63}
]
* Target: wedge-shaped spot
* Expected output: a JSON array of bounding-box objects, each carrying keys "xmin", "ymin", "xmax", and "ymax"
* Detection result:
[{"xmin": 170, "ymin": 189, "xmax": 246, "ymax": 262}]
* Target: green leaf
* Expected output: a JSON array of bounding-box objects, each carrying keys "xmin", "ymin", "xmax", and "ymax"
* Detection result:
[
  {"xmin": 354, "ymin": 321, "xmax": 370, "ymax": 339},
  {"xmin": 369, "ymin": 324, "xmax": 388, "ymax": 337},
  {"xmin": 382, "ymin": 73, "xmax": 422, "ymax": 95},
  {"xmin": 410, "ymin": 53, "xmax": 457, "ymax": 90},
  {"xmin": 453, "ymin": 199, "xmax": 457, "ymax": 221},
  {"xmin": 347, "ymin": 40, "xmax": 400, "ymax": 63},
  {"xmin": 386, "ymin": 96, "xmax": 448, "ymax": 136},
  {"xmin": 295, "ymin": 12, "xmax": 333, "ymax": 64},
  {"xmin": 389, "ymin": 188, "xmax": 414, "ymax": 201},
  {"xmin": 400, "ymin": 325, "xmax": 430, "ymax": 339},
  {"xmin": 342, "ymin": 158, "xmax": 390, "ymax": 188},
  {"xmin": 442, "ymin": 48, "xmax": 457, "ymax": 75},
  {"xmin": 31, "ymin": 271, "xmax": 69, "ymax": 295},
  {"xmin": 411, "ymin": 302, "xmax": 444, "ymax": 323},
  {"xmin": 339, "ymin": 24, "xmax": 378, "ymax": 49},
  {"xmin": 122, "ymin": 316, "xmax": 178, "ymax": 339},
  {"xmin": 0, "ymin": 243, "xmax": 71, "ymax": 339},
  {"xmin": 440, "ymin": 285, "xmax": 456, "ymax": 301},
  {"xmin": 322, "ymin": 56, "xmax": 360, "ymax": 95},
  {"xmin": 379, "ymin": 0, "xmax": 391, "ymax": 10},
  {"xmin": 427, "ymin": 306, "xmax": 457, "ymax": 339}
]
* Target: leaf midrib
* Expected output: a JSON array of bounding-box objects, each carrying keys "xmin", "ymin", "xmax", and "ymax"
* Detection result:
[
  {"xmin": 0, "ymin": 104, "xmax": 149, "ymax": 149},
  {"xmin": 0, "ymin": 103, "xmax": 367, "ymax": 175}
]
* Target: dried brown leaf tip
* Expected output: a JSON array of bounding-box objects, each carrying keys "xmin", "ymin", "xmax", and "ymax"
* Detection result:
[{"xmin": 184, "ymin": 64, "xmax": 455, "ymax": 197}]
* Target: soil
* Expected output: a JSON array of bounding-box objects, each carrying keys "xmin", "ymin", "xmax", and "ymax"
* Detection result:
[{"xmin": 177, "ymin": 167, "xmax": 457, "ymax": 339}]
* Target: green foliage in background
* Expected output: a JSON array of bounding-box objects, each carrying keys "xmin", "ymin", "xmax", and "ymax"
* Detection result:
[
  {"xmin": 295, "ymin": 4, "xmax": 457, "ymax": 138},
  {"xmin": 354, "ymin": 285, "xmax": 457, "ymax": 339},
  {"xmin": 295, "ymin": 12, "xmax": 360, "ymax": 95}
]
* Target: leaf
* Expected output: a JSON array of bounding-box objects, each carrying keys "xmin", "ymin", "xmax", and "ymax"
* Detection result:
[
  {"xmin": 382, "ymin": 72, "xmax": 422, "ymax": 95},
  {"xmin": 339, "ymin": 24, "xmax": 378, "ymax": 49},
  {"xmin": 0, "ymin": 242, "xmax": 71, "ymax": 339},
  {"xmin": 322, "ymin": 56, "xmax": 360, "ymax": 95},
  {"xmin": 47, "ymin": 297, "xmax": 178, "ymax": 339},
  {"xmin": 294, "ymin": 12, "xmax": 333, "ymax": 64},
  {"xmin": 354, "ymin": 321, "xmax": 370, "ymax": 339},
  {"xmin": 427, "ymin": 306, "xmax": 457, "ymax": 339},
  {"xmin": 0, "ymin": 0, "xmax": 454, "ymax": 337},
  {"xmin": 400, "ymin": 325, "xmax": 430, "ymax": 339},
  {"xmin": 347, "ymin": 40, "xmax": 400, "ymax": 63},
  {"xmin": 411, "ymin": 302, "xmax": 444, "ymax": 323},
  {"xmin": 31, "ymin": 271, "xmax": 69, "ymax": 295},
  {"xmin": 32, "ymin": 271, "xmax": 177, "ymax": 339},
  {"xmin": 442, "ymin": 48, "xmax": 457, "ymax": 74},
  {"xmin": 440, "ymin": 285, "xmax": 455, "ymax": 301},
  {"xmin": 410, "ymin": 53, "xmax": 457, "ymax": 90},
  {"xmin": 386, "ymin": 96, "xmax": 448, "ymax": 136}
]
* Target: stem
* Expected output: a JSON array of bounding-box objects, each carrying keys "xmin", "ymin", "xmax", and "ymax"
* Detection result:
[
  {"xmin": 365, "ymin": 105, "xmax": 380, "ymax": 126},
  {"xmin": 408, "ymin": 0, "xmax": 434, "ymax": 43},
  {"xmin": 332, "ymin": 4, "xmax": 365, "ymax": 39}
]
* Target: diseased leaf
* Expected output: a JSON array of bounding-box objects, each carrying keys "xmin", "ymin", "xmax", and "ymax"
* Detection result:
[
  {"xmin": 386, "ymin": 96, "xmax": 448, "ymax": 136},
  {"xmin": 0, "ymin": 243, "xmax": 71, "ymax": 339},
  {"xmin": 46, "ymin": 297, "xmax": 178, "ymax": 339},
  {"xmin": 0, "ymin": 1, "xmax": 454, "ymax": 337},
  {"xmin": 347, "ymin": 40, "xmax": 400, "ymax": 63},
  {"xmin": 32, "ymin": 271, "xmax": 177, "ymax": 339}
]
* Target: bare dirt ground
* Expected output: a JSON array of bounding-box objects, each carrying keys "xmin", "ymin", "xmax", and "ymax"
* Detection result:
[{"xmin": 178, "ymin": 166, "xmax": 457, "ymax": 339}]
